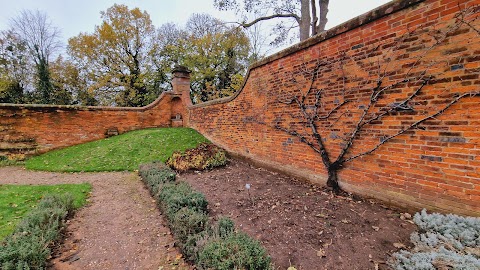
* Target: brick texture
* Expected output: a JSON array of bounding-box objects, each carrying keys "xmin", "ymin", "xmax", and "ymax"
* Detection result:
[{"xmin": 189, "ymin": 0, "xmax": 480, "ymax": 216}]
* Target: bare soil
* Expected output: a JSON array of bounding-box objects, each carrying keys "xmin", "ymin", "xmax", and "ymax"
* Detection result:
[
  {"xmin": 0, "ymin": 166, "xmax": 190, "ymax": 270},
  {"xmin": 179, "ymin": 159, "xmax": 416, "ymax": 270}
]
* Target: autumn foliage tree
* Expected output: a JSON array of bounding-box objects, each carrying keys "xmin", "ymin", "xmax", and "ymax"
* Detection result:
[
  {"xmin": 68, "ymin": 4, "xmax": 157, "ymax": 106},
  {"xmin": 154, "ymin": 14, "xmax": 251, "ymax": 103},
  {"xmin": 273, "ymin": 5, "xmax": 479, "ymax": 191}
]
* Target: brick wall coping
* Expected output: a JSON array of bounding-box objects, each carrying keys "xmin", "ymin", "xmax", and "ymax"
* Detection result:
[
  {"xmin": 191, "ymin": 0, "xmax": 425, "ymax": 109},
  {"xmin": 0, "ymin": 91, "xmax": 177, "ymax": 112}
]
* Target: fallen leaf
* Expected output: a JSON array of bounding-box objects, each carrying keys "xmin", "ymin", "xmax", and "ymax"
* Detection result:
[
  {"xmin": 287, "ymin": 267, "xmax": 297, "ymax": 270},
  {"xmin": 317, "ymin": 248, "xmax": 326, "ymax": 257},
  {"xmin": 393, "ymin": 242, "xmax": 406, "ymax": 249}
]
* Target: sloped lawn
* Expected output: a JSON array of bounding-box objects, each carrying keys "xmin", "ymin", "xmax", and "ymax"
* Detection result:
[
  {"xmin": 0, "ymin": 183, "xmax": 91, "ymax": 240},
  {"xmin": 25, "ymin": 128, "xmax": 209, "ymax": 172}
]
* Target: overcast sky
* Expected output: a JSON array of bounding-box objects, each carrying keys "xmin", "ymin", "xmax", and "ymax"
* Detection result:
[{"xmin": 0, "ymin": 0, "xmax": 391, "ymax": 54}]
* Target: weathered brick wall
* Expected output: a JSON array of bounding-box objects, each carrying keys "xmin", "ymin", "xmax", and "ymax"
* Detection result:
[
  {"xmin": 189, "ymin": 0, "xmax": 480, "ymax": 216},
  {"xmin": 0, "ymin": 70, "xmax": 192, "ymax": 159}
]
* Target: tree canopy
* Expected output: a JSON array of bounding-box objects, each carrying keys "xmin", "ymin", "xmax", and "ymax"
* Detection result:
[
  {"xmin": 4, "ymin": 10, "xmax": 67, "ymax": 104},
  {"xmin": 1, "ymin": 5, "xmax": 254, "ymax": 106},
  {"xmin": 153, "ymin": 13, "xmax": 251, "ymax": 103},
  {"xmin": 68, "ymin": 4, "xmax": 157, "ymax": 106}
]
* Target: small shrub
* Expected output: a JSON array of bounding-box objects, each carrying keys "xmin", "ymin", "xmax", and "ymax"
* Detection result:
[
  {"xmin": 197, "ymin": 232, "xmax": 272, "ymax": 270},
  {"xmin": 166, "ymin": 143, "xmax": 227, "ymax": 172},
  {"xmin": 172, "ymin": 207, "xmax": 209, "ymax": 261},
  {"xmin": 389, "ymin": 209, "xmax": 480, "ymax": 270},
  {"xmin": 158, "ymin": 182, "xmax": 208, "ymax": 221},
  {"xmin": 0, "ymin": 193, "xmax": 75, "ymax": 270},
  {"xmin": 215, "ymin": 216, "xmax": 235, "ymax": 239},
  {"xmin": 139, "ymin": 161, "xmax": 176, "ymax": 195}
]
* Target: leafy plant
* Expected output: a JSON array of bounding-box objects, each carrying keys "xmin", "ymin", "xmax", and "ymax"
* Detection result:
[
  {"xmin": 215, "ymin": 216, "xmax": 235, "ymax": 239},
  {"xmin": 139, "ymin": 161, "xmax": 176, "ymax": 195},
  {"xmin": 166, "ymin": 143, "xmax": 227, "ymax": 172},
  {"xmin": 172, "ymin": 207, "xmax": 209, "ymax": 261},
  {"xmin": 0, "ymin": 194, "xmax": 77, "ymax": 270},
  {"xmin": 0, "ymin": 183, "xmax": 91, "ymax": 240},
  {"xmin": 197, "ymin": 232, "xmax": 272, "ymax": 270},
  {"xmin": 389, "ymin": 209, "xmax": 480, "ymax": 270},
  {"xmin": 157, "ymin": 182, "xmax": 208, "ymax": 221}
]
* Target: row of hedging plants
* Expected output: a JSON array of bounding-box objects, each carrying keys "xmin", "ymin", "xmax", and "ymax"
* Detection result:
[
  {"xmin": 389, "ymin": 209, "xmax": 480, "ymax": 269},
  {"xmin": 138, "ymin": 161, "xmax": 272, "ymax": 269},
  {"xmin": 166, "ymin": 143, "xmax": 227, "ymax": 172},
  {"xmin": 0, "ymin": 194, "xmax": 76, "ymax": 270}
]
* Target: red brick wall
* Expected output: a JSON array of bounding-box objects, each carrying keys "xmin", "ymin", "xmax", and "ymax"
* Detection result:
[
  {"xmin": 0, "ymin": 71, "xmax": 192, "ymax": 159},
  {"xmin": 188, "ymin": 0, "xmax": 480, "ymax": 216}
]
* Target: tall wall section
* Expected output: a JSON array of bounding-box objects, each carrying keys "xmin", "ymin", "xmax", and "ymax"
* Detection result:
[{"xmin": 188, "ymin": 0, "xmax": 480, "ymax": 216}]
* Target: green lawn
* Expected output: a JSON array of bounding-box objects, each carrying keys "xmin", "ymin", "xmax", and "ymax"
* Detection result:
[
  {"xmin": 0, "ymin": 183, "xmax": 91, "ymax": 240},
  {"xmin": 25, "ymin": 128, "xmax": 209, "ymax": 172}
]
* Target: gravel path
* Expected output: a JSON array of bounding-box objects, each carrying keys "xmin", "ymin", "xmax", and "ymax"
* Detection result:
[{"xmin": 0, "ymin": 166, "xmax": 189, "ymax": 270}]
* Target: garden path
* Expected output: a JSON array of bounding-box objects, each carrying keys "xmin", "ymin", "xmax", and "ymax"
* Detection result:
[{"xmin": 0, "ymin": 166, "xmax": 189, "ymax": 270}]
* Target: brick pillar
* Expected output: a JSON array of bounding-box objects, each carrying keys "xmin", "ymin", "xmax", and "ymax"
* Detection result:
[
  {"xmin": 172, "ymin": 65, "xmax": 192, "ymax": 105},
  {"xmin": 171, "ymin": 66, "xmax": 192, "ymax": 127}
]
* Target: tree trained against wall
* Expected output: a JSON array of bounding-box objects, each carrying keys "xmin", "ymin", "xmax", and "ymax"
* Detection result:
[{"xmin": 272, "ymin": 5, "xmax": 480, "ymax": 192}]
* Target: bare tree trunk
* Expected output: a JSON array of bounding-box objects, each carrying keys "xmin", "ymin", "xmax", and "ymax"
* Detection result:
[
  {"xmin": 300, "ymin": 0, "xmax": 311, "ymax": 40},
  {"xmin": 327, "ymin": 163, "xmax": 340, "ymax": 192},
  {"xmin": 316, "ymin": 0, "xmax": 329, "ymax": 33},
  {"xmin": 311, "ymin": 0, "xmax": 318, "ymax": 36}
]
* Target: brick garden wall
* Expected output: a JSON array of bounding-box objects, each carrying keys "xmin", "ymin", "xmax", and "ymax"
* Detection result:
[
  {"xmin": 0, "ymin": 71, "xmax": 192, "ymax": 159},
  {"xmin": 188, "ymin": 0, "xmax": 480, "ymax": 216}
]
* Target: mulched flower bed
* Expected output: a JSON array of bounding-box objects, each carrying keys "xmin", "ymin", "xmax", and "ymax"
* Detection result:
[{"xmin": 180, "ymin": 159, "xmax": 416, "ymax": 270}]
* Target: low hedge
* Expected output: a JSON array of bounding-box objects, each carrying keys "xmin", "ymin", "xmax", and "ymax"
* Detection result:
[
  {"xmin": 0, "ymin": 194, "xmax": 75, "ymax": 270},
  {"xmin": 197, "ymin": 232, "xmax": 272, "ymax": 270},
  {"xmin": 139, "ymin": 161, "xmax": 272, "ymax": 269},
  {"xmin": 139, "ymin": 161, "xmax": 176, "ymax": 195},
  {"xmin": 157, "ymin": 182, "xmax": 208, "ymax": 221}
]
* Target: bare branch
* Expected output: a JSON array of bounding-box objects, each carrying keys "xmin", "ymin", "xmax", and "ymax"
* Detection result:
[
  {"xmin": 240, "ymin": 13, "xmax": 300, "ymax": 28},
  {"xmin": 274, "ymin": 123, "xmax": 321, "ymax": 154},
  {"xmin": 343, "ymin": 91, "xmax": 480, "ymax": 163},
  {"xmin": 317, "ymin": 99, "xmax": 349, "ymax": 120}
]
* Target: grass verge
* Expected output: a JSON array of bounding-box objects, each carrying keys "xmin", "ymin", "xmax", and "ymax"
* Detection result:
[
  {"xmin": 25, "ymin": 128, "xmax": 209, "ymax": 172},
  {"xmin": 0, "ymin": 183, "xmax": 91, "ymax": 240}
]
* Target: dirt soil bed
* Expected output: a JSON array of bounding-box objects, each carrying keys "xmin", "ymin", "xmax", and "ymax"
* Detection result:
[
  {"xmin": 180, "ymin": 159, "xmax": 416, "ymax": 270},
  {"xmin": 0, "ymin": 166, "xmax": 190, "ymax": 270}
]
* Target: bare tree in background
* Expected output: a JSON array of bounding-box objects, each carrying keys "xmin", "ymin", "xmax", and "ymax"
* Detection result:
[
  {"xmin": 273, "ymin": 6, "xmax": 479, "ymax": 192},
  {"xmin": 214, "ymin": 0, "xmax": 329, "ymax": 44},
  {"xmin": 10, "ymin": 10, "xmax": 61, "ymax": 104}
]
